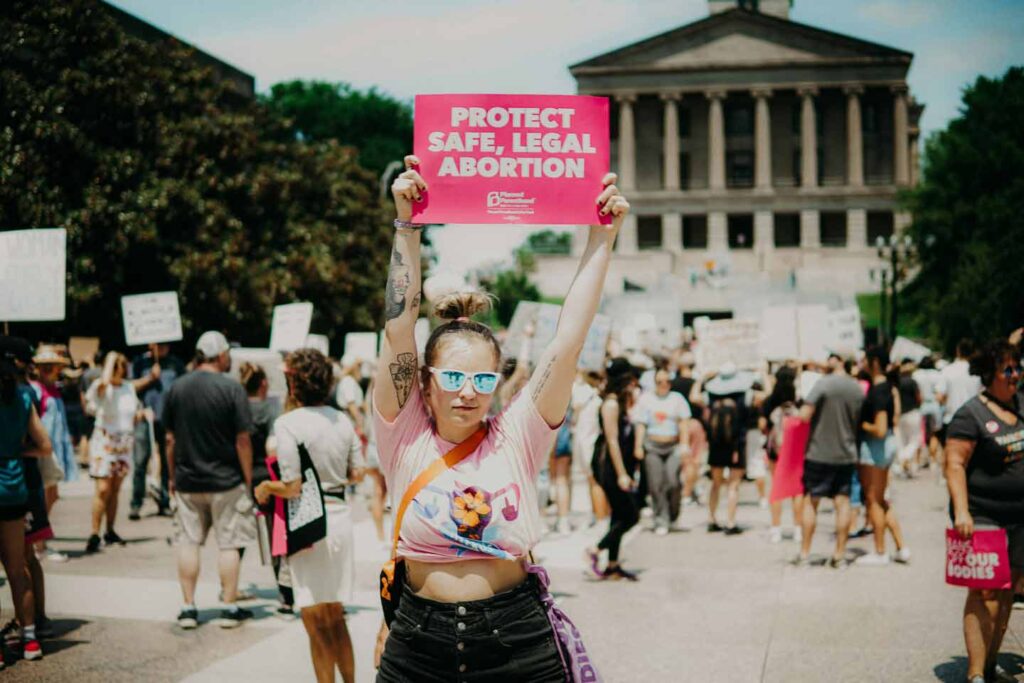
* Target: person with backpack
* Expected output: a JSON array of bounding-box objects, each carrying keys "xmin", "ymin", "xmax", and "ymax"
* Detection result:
[
  {"xmin": 762, "ymin": 365, "xmax": 804, "ymax": 543},
  {"xmin": 702, "ymin": 363, "xmax": 753, "ymax": 534}
]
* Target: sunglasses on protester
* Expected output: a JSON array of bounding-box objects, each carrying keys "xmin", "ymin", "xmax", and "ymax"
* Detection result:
[
  {"xmin": 428, "ymin": 368, "xmax": 502, "ymax": 394},
  {"xmin": 1002, "ymin": 365, "xmax": 1022, "ymax": 379}
]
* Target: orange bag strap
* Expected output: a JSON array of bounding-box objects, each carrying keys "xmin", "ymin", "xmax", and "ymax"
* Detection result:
[{"xmin": 390, "ymin": 425, "xmax": 488, "ymax": 559}]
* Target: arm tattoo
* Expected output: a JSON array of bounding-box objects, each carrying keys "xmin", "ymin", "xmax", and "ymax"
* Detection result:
[
  {"xmin": 531, "ymin": 354, "xmax": 557, "ymax": 402},
  {"xmin": 385, "ymin": 247, "xmax": 412, "ymax": 321},
  {"xmin": 389, "ymin": 352, "xmax": 417, "ymax": 409}
]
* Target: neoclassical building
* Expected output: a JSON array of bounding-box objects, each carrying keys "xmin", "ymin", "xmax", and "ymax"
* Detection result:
[{"xmin": 534, "ymin": 1, "xmax": 923, "ymax": 328}]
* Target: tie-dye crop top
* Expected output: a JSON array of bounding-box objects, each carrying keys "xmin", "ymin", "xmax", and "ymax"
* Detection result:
[{"xmin": 374, "ymin": 383, "xmax": 559, "ymax": 562}]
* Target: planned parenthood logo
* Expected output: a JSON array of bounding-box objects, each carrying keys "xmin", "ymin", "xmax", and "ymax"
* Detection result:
[{"xmin": 486, "ymin": 191, "xmax": 537, "ymax": 221}]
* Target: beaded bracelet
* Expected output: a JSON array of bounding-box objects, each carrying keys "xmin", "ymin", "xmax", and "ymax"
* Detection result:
[{"xmin": 393, "ymin": 219, "xmax": 423, "ymax": 230}]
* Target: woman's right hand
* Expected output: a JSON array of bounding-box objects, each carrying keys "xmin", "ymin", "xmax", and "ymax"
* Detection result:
[
  {"xmin": 391, "ymin": 155, "xmax": 427, "ymax": 222},
  {"xmin": 954, "ymin": 510, "xmax": 974, "ymax": 539},
  {"xmin": 617, "ymin": 473, "xmax": 633, "ymax": 492}
]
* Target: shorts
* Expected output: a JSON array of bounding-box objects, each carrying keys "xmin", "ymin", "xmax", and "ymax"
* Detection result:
[
  {"xmin": 39, "ymin": 454, "xmax": 64, "ymax": 487},
  {"xmin": 859, "ymin": 434, "xmax": 897, "ymax": 469},
  {"xmin": 173, "ymin": 484, "xmax": 256, "ymax": 549},
  {"xmin": 289, "ymin": 500, "xmax": 354, "ymax": 609},
  {"xmin": 708, "ymin": 445, "xmax": 744, "ymax": 469},
  {"xmin": 965, "ymin": 513, "xmax": 1024, "ymax": 571},
  {"xmin": 378, "ymin": 575, "xmax": 566, "ymax": 682},
  {"xmin": 802, "ymin": 460, "xmax": 855, "ymax": 499},
  {"xmin": 0, "ymin": 505, "xmax": 27, "ymax": 522},
  {"xmin": 89, "ymin": 428, "xmax": 133, "ymax": 479}
]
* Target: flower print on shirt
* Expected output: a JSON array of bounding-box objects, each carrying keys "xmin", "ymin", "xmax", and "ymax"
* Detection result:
[
  {"xmin": 451, "ymin": 487, "xmax": 492, "ymax": 540},
  {"xmin": 411, "ymin": 481, "xmax": 522, "ymax": 559}
]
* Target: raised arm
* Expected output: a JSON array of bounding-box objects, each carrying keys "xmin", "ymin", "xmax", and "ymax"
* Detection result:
[
  {"xmin": 374, "ymin": 155, "xmax": 426, "ymax": 421},
  {"xmin": 528, "ymin": 174, "xmax": 629, "ymax": 426}
]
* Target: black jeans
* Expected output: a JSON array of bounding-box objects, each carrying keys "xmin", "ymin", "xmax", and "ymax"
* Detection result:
[
  {"xmin": 597, "ymin": 470, "xmax": 641, "ymax": 562},
  {"xmin": 377, "ymin": 576, "xmax": 567, "ymax": 682},
  {"xmin": 131, "ymin": 420, "xmax": 169, "ymax": 510}
]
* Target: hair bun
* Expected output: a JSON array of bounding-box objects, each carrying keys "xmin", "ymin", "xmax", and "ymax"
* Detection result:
[{"xmin": 433, "ymin": 291, "xmax": 493, "ymax": 322}]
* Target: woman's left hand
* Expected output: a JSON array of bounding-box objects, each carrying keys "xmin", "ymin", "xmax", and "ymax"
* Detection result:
[
  {"xmin": 593, "ymin": 173, "xmax": 630, "ymax": 231},
  {"xmin": 254, "ymin": 481, "xmax": 272, "ymax": 505}
]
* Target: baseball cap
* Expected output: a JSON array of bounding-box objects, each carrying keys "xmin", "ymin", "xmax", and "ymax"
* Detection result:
[
  {"xmin": 196, "ymin": 331, "xmax": 230, "ymax": 359},
  {"xmin": 0, "ymin": 336, "xmax": 33, "ymax": 365}
]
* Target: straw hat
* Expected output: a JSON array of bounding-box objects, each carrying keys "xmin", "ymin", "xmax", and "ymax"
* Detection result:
[{"xmin": 33, "ymin": 344, "xmax": 71, "ymax": 367}]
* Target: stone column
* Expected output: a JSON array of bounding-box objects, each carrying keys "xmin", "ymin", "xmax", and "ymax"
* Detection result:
[
  {"xmin": 754, "ymin": 211, "xmax": 774, "ymax": 269},
  {"xmin": 661, "ymin": 92, "xmax": 681, "ymax": 191},
  {"xmin": 847, "ymin": 208, "xmax": 866, "ymax": 251},
  {"xmin": 909, "ymin": 134, "xmax": 920, "ymax": 186},
  {"xmin": 617, "ymin": 94, "xmax": 637, "ymax": 191},
  {"xmin": 617, "ymin": 214, "xmax": 638, "ymax": 254},
  {"xmin": 892, "ymin": 85, "xmax": 910, "ymax": 186},
  {"xmin": 800, "ymin": 209, "xmax": 820, "ymax": 248},
  {"xmin": 753, "ymin": 88, "xmax": 772, "ymax": 191},
  {"xmin": 706, "ymin": 90, "xmax": 726, "ymax": 191},
  {"xmin": 663, "ymin": 213, "xmax": 683, "ymax": 254},
  {"xmin": 798, "ymin": 86, "xmax": 818, "ymax": 188},
  {"xmin": 844, "ymin": 85, "xmax": 864, "ymax": 187},
  {"xmin": 708, "ymin": 211, "xmax": 728, "ymax": 251}
]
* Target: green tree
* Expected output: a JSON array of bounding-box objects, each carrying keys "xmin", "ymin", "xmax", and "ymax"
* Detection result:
[
  {"xmin": 525, "ymin": 229, "xmax": 571, "ymax": 254},
  {"xmin": 262, "ymin": 80, "xmax": 413, "ymax": 177},
  {"xmin": 477, "ymin": 246, "xmax": 541, "ymax": 328},
  {"xmin": 902, "ymin": 66, "xmax": 1024, "ymax": 353},
  {"xmin": 0, "ymin": 0, "xmax": 392, "ymax": 350}
]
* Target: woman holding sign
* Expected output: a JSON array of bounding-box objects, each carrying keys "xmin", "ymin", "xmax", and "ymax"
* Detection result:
[
  {"xmin": 373, "ymin": 155, "xmax": 627, "ymax": 681},
  {"xmin": 945, "ymin": 340, "xmax": 1024, "ymax": 683}
]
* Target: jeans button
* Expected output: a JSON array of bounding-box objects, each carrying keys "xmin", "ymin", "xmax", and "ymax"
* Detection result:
[
  {"xmin": 456, "ymin": 641, "xmax": 465, "ymax": 651},
  {"xmin": 457, "ymin": 605, "xmax": 467, "ymax": 616},
  {"xmin": 457, "ymin": 622, "xmax": 466, "ymax": 632}
]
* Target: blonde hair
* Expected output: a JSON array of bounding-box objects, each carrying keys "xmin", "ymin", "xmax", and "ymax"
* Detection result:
[
  {"xmin": 238, "ymin": 362, "xmax": 266, "ymax": 396},
  {"xmin": 422, "ymin": 291, "xmax": 502, "ymax": 378}
]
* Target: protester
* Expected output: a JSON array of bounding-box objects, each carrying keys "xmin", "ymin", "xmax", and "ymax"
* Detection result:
[
  {"xmin": 28, "ymin": 345, "xmax": 74, "ymax": 563},
  {"xmin": 162, "ymin": 331, "xmax": 255, "ymax": 629},
  {"xmin": 0, "ymin": 336, "xmax": 53, "ymax": 663},
  {"xmin": 373, "ymin": 156, "xmax": 626, "ymax": 680},
  {"xmin": 671, "ymin": 352, "xmax": 705, "ymax": 505},
  {"xmin": 84, "ymin": 351, "xmax": 152, "ymax": 553},
  {"xmin": 938, "ymin": 339, "xmax": 983, "ymax": 443},
  {"xmin": 588, "ymin": 359, "xmax": 641, "ymax": 578},
  {"xmin": 239, "ymin": 362, "xmax": 292, "ymax": 613},
  {"xmin": 944, "ymin": 339, "xmax": 1024, "ymax": 683},
  {"xmin": 635, "ymin": 368, "xmax": 691, "ymax": 534},
  {"xmin": 795, "ymin": 358, "xmax": 862, "ymax": 566},
  {"xmin": 855, "ymin": 346, "xmax": 910, "ymax": 566},
  {"xmin": 255, "ymin": 349, "xmax": 364, "ymax": 683},
  {"xmin": 703, "ymin": 363, "xmax": 752, "ymax": 534},
  {"xmin": 895, "ymin": 360, "xmax": 923, "ymax": 477},
  {"xmin": 571, "ymin": 370, "xmax": 608, "ymax": 526},
  {"xmin": 762, "ymin": 365, "xmax": 803, "ymax": 544},
  {"xmin": 551, "ymin": 405, "xmax": 575, "ymax": 535},
  {"xmin": 129, "ymin": 343, "xmax": 186, "ymax": 519},
  {"xmin": 913, "ymin": 356, "xmax": 944, "ymax": 470}
]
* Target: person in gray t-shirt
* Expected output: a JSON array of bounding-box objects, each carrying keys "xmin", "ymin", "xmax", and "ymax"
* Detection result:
[{"xmin": 795, "ymin": 361, "xmax": 864, "ymax": 567}]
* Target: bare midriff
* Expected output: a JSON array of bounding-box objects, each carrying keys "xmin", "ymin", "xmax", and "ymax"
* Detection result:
[
  {"xmin": 646, "ymin": 434, "xmax": 679, "ymax": 445},
  {"xmin": 406, "ymin": 557, "xmax": 527, "ymax": 603}
]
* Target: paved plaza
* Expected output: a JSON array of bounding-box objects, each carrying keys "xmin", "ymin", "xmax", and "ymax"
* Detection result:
[{"xmin": 5, "ymin": 470, "xmax": 1024, "ymax": 682}]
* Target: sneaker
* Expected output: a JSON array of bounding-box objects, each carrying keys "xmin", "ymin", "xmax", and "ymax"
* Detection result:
[
  {"xmin": 1, "ymin": 620, "xmax": 19, "ymax": 647},
  {"xmin": 584, "ymin": 548, "xmax": 604, "ymax": 579},
  {"xmin": 177, "ymin": 607, "xmax": 198, "ymax": 630},
  {"xmin": 708, "ymin": 522, "xmax": 724, "ymax": 533},
  {"xmin": 35, "ymin": 617, "xmax": 55, "ymax": 639},
  {"xmin": 23, "ymin": 639, "xmax": 42, "ymax": 661},
  {"xmin": 156, "ymin": 507, "xmax": 173, "ymax": 517},
  {"xmin": 990, "ymin": 664, "xmax": 1017, "ymax": 683},
  {"xmin": 855, "ymin": 552, "xmax": 891, "ymax": 567},
  {"xmin": 128, "ymin": 508, "xmax": 141, "ymax": 521},
  {"xmin": 968, "ymin": 676, "xmax": 985, "ymax": 683},
  {"xmin": 724, "ymin": 525, "xmax": 743, "ymax": 536},
  {"xmin": 606, "ymin": 565, "xmax": 638, "ymax": 582},
  {"xmin": 217, "ymin": 607, "xmax": 253, "ymax": 629},
  {"xmin": 829, "ymin": 556, "xmax": 851, "ymax": 570},
  {"xmin": 654, "ymin": 525, "xmax": 669, "ymax": 537},
  {"xmin": 893, "ymin": 548, "xmax": 912, "ymax": 564},
  {"xmin": 85, "ymin": 534, "xmax": 101, "ymax": 554},
  {"xmin": 45, "ymin": 549, "xmax": 69, "ymax": 563},
  {"xmin": 556, "ymin": 518, "xmax": 572, "ymax": 536},
  {"xmin": 220, "ymin": 587, "xmax": 257, "ymax": 602},
  {"xmin": 769, "ymin": 527, "xmax": 783, "ymax": 544},
  {"xmin": 850, "ymin": 526, "xmax": 874, "ymax": 539},
  {"xmin": 1013, "ymin": 594, "xmax": 1024, "ymax": 610},
  {"xmin": 103, "ymin": 530, "xmax": 127, "ymax": 546},
  {"xmin": 275, "ymin": 603, "xmax": 295, "ymax": 617},
  {"xmin": 789, "ymin": 554, "xmax": 811, "ymax": 567}
]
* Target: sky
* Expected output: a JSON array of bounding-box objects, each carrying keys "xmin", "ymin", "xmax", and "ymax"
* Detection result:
[{"xmin": 109, "ymin": 0, "xmax": 1024, "ymax": 277}]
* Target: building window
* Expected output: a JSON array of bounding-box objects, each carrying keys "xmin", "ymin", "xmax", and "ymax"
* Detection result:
[
  {"xmin": 679, "ymin": 152, "xmax": 690, "ymax": 189},
  {"xmin": 637, "ymin": 215, "xmax": 663, "ymax": 250},
  {"xmin": 774, "ymin": 213, "xmax": 800, "ymax": 247},
  {"xmin": 728, "ymin": 214, "xmax": 754, "ymax": 249},
  {"xmin": 679, "ymin": 107, "xmax": 691, "ymax": 138},
  {"xmin": 863, "ymin": 102, "xmax": 881, "ymax": 134},
  {"xmin": 867, "ymin": 211, "xmax": 894, "ymax": 246},
  {"xmin": 727, "ymin": 151, "xmax": 754, "ymax": 188},
  {"xmin": 725, "ymin": 102, "xmax": 754, "ymax": 136},
  {"xmin": 820, "ymin": 211, "xmax": 847, "ymax": 247},
  {"xmin": 683, "ymin": 215, "xmax": 707, "ymax": 249}
]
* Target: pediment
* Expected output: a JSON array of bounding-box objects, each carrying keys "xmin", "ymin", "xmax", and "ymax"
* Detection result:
[{"xmin": 572, "ymin": 9, "xmax": 911, "ymax": 72}]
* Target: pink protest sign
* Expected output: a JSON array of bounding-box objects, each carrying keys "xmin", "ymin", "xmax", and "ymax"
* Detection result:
[
  {"xmin": 769, "ymin": 416, "xmax": 809, "ymax": 503},
  {"xmin": 412, "ymin": 94, "xmax": 610, "ymax": 226},
  {"xmin": 945, "ymin": 528, "xmax": 1011, "ymax": 590}
]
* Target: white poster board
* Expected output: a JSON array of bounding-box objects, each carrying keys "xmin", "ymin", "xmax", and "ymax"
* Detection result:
[
  {"xmin": 229, "ymin": 348, "xmax": 288, "ymax": 399},
  {"xmin": 827, "ymin": 307, "xmax": 864, "ymax": 355},
  {"xmin": 890, "ymin": 336, "xmax": 931, "ymax": 363},
  {"xmin": 796, "ymin": 305, "xmax": 831, "ymax": 363},
  {"xmin": 579, "ymin": 314, "xmax": 612, "ymax": 371},
  {"xmin": 269, "ymin": 302, "xmax": 314, "ymax": 352},
  {"xmin": 120, "ymin": 291, "xmax": 183, "ymax": 346},
  {"xmin": 759, "ymin": 306, "xmax": 799, "ymax": 361},
  {"xmin": 0, "ymin": 228, "xmax": 66, "ymax": 321},
  {"xmin": 697, "ymin": 318, "xmax": 761, "ymax": 371},
  {"xmin": 505, "ymin": 302, "xmax": 612, "ymax": 370},
  {"xmin": 305, "ymin": 334, "xmax": 330, "ymax": 356},
  {"xmin": 343, "ymin": 332, "xmax": 379, "ymax": 363}
]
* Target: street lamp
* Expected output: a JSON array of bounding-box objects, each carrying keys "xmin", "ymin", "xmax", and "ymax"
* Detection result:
[{"xmin": 875, "ymin": 233, "xmax": 915, "ymax": 344}]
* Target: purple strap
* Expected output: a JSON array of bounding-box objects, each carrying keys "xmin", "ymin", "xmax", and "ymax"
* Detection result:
[{"xmin": 526, "ymin": 563, "xmax": 601, "ymax": 683}]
